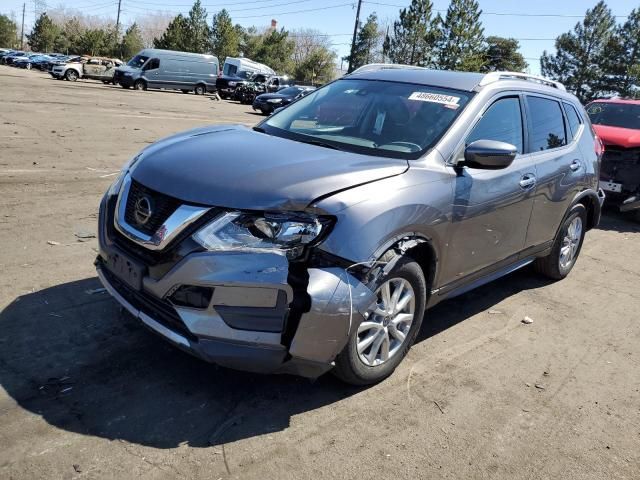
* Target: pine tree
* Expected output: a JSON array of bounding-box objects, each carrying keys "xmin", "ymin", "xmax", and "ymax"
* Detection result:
[
  {"xmin": 483, "ymin": 36, "xmax": 527, "ymax": 72},
  {"xmin": 0, "ymin": 14, "xmax": 18, "ymax": 49},
  {"xmin": 211, "ymin": 9, "xmax": 239, "ymax": 64},
  {"xmin": 437, "ymin": 0, "xmax": 486, "ymax": 72},
  {"xmin": 346, "ymin": 13, "xmax": 382, "ymax": 72},
  {"xmin": 120, "ymin": 23, "xmax": 144, "ymax": 60},
  {"xmin": 154, "ymin": 14, "xmax": 189, "ymax": 51},
  {"xmin": 53, "ymin": 17, "xmax": 83, "ymax": 55},
  {"xmin": 610, "ymin": 7, "xmax": 640, "ymax": 97},
  {"xmin": 27, "ymin": 13, "xmax": 59, "ymax": 52},
  {"xmin": 186, "ymin": 0, "xmax": 210, "ymax": 53},
  {"xmin": 540, "ymin": 1, "xmax": 616, "ymax": 102},
  {"xmin": 253, "ymin": 28, "xmax": 295, "ymax": 74},
  {"xmin": 78, "ymin": 28, "xmax": 107, "ymax": 56},
  {"xmin": 383, "ymin": 0, "xmax": 439, "ymax": 67}
]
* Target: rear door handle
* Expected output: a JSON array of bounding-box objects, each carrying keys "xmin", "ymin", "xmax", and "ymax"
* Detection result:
[
  {"xmin": 570, "ymin": 159, "xmax": 581, "ymax": 171},
  {"xmin": 519, "ymin": 174, "xmax": 537, "ymax": 189}
]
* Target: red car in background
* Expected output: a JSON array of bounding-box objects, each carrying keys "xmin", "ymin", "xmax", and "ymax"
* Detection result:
[{"xmin": 586, "ymin": 98, "xmax": 640, "ymax": 221}]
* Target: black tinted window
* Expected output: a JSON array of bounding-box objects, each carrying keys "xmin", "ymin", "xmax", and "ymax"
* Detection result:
[
  {"xmin": 563, "ymin": 102, "xmax": 582, "ymax": 138},
  {"xmin": 527, "ymin": 96, "xmax": 567, "ymax": 151},
  {"xmin": 467, "ymin": 97, "xmax": 523, "ymax": 153},
  {"xmin": 145, "ymin": 58, "xmax": 160, "ymax": 70}
]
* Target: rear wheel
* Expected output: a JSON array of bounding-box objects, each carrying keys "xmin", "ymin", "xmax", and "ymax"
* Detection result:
[
  {"xmin": 65, "ymin": 69, "xmax": 78, "ymax": 81},
  {"xmin": 134, "ymin": 79, "xmax": 146, "ymax": 91},
  {"xmin": 334, "ymin": 253, "xmax": 426, "ymax": 385},
  {"xmin": 534, "ymin": 204, "xmax": 587, "ymax": 280},
  {"xmin": 194, "ymin": 84, "xmax": 206, "ymax": 95}
]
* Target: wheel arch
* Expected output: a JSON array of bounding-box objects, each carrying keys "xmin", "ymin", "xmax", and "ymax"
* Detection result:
[{"xmin": 571, "ymin": 189, "xmax": 602, "ymax": 231}]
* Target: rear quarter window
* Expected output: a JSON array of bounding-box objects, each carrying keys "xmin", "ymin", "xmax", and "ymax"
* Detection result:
[
  {"xmin": 563, "ymin": 102, "xmax": 583, "ymax": 139},
  {"xmin": 526, "ymin": 96, "xmax": 567, "ymax": 152}
]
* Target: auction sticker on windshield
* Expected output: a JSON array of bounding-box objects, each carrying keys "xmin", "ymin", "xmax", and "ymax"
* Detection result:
[{"xmin": 408, "ymin": 92, "xmax": 461, "ymax": 108}]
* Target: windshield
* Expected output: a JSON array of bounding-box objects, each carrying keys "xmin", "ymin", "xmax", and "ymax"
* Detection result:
[
  {"xmin": 587, "ymin": 102, "xmax": 640, "ymax": 130},
  {"xmin": 262, "ymin": 79, "xmax": 472, "ymax": 159},
  {"xmin": 278, "ymin": 87, "xmax": 303, "ymax": 96},
  {"xmin": 236, "ymin": 70, "xmax": 253, "ymax": 80},
  {"xmin": 127, "ymin": 54, "xmax": 149, "ymax": 68}
]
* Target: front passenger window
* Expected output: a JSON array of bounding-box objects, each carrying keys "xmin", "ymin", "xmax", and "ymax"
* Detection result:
[{"xmin": 467, "ymin": 97, "xmax": 523, "ymax": 154}]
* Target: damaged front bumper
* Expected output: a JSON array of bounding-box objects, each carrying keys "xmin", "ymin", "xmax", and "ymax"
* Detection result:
[{"xmin": 96, "ymin": 200, "xmax": 377, "ymax": 377}]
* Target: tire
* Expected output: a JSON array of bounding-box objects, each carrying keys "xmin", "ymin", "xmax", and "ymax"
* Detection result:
[
  {"xmin": 65, "ymin": 69, "xmax": 78, "ymax": 81},
  {"xmin": 333, "ymin": 252, "xmax": 427, "ymax": 385},
  {"xmin": 25, "ymin": 63, "xmax": 31, "ymax": 70},
  {"xmin": 194, "ymin": 84, "xmax": 206, "ymax": 95},
  {"xmin": 534, "ymin": 204, "xmax": 587, "ymax": 280},
  {"xmin": 134, "ymin": 79, "xmax": 147, "ymax": 91}
]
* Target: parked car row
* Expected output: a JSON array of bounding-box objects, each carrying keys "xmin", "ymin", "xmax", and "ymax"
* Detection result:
[{"xmin": 0, "ymin": 50, "xmax": 67, "ymax": 69}]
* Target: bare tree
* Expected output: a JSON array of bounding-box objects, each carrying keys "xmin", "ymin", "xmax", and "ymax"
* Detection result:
[{"xmin": 135, "ymin": 12, "xmax": 175, "ymax": 48}]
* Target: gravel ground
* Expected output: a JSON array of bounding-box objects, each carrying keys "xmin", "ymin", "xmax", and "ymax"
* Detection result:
[{"xmin": 1, "ymin": 66, "xmax": 639, "ymax": 480}]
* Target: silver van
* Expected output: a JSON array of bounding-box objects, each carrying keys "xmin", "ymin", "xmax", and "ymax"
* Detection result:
[{"xmin": 115, "ymin": 49, "xmax": 219, "ymax": 95}]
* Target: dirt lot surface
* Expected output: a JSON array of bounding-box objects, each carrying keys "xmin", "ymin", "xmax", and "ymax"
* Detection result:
[{"xmin": 1, "ymin": 66, "xmax": 639, "ymax": 480}]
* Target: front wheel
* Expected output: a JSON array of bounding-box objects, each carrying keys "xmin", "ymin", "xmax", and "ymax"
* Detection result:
[
  {"xmin": 65, "ymin": 69, "xmax": 78, "ymax": 81},
  {"xmin": 134, "ymin": 79, "xmax": 146, "ymax": 91},
  {"xmin": 534, "ymin": 204, "xmax": 587, "ymax": 280},
  {"xmin": 334, "ymin": 253, "xmax": 426, "ymax": 385}
]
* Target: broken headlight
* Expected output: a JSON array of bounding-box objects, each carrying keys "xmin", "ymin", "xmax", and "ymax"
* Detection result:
[{"xmin": 192, "ymin": 211, "xmax": 332, "ymax": 259}]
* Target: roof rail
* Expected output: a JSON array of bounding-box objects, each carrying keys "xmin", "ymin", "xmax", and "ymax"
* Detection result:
[
  {"xmin": 479, "ymin": 71, "xmax": 566, "ymax": 91},
  {"xmin": 349, "ymin": 63, "xmax": 428, "ymax": 75}
]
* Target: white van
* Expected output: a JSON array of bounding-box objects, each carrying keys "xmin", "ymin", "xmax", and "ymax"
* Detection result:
[{"xmin": 222, "ymin": 57, "xmax": 275, "ymax": 77}]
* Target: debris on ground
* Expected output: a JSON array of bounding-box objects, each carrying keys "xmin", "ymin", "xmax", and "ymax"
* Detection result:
[
  {"xmin": 47, "ymin": 240, "xmax": 61, "ymax": 246},
  {"xmin": 72, "ymin": 464, "xmax": 81, "ymax": 473},
  {"xmin": 433, "ymin": 400, "xmax": 446, "ymax": 414},
  {"xmin": 85, "ymin": 287, "xmax": 106, "ymax": 295},
  {"xmin": 535, "ymin": 383, "xmax": 546, "ymax": 390},
  {"xmin": 74, "ymin": 230, "xmax": 96, "ymax": 240},
  {"xmin": 488, "ymin": 309, "xmax": 503, "ymax": 315},
  {"xmin": 522, "ymin": 316, "xmax": 534, "ymax": 324}
]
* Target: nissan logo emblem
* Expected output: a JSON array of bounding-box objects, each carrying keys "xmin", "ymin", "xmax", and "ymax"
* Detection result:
[{"xmin": 134, "ymin": 196, "xmax": 153, "ymax": 226}]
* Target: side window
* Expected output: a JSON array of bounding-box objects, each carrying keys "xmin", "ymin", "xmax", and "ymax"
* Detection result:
[
  {"xmin": 144, "ymin": 58, "xmax": 160, "ymax": 70},
  {"xmin": 467, "ymin": 97, "xmax": 524, "ymax": 154},
  {"xmin": 563, "ymin": 102, "xmax": 583, "ymax": 139},
  {"xmin": 526, "ymin": 96, "xmax": 567, "ymax": 151}
]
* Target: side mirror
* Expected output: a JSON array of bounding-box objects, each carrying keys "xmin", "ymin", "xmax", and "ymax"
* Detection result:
[{"xmin": 463, "ymin": 140, "xmax": 517, "ymax": 169}]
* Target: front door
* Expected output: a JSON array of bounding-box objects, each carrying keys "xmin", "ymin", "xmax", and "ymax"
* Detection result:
[
  {"xmin": 142, "ymin": 58, "xmax": 161, "ymax": 87},
  {"xmin": 441, "ymin": 95, "xmax": 537, "ymax": 286}
]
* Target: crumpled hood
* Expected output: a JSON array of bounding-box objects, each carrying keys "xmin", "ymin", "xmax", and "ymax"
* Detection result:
[
  {"xmin": 593, "ymin": 124, "xmax": 640, "ymax": 149},
  {"xmin": 130, "ymin": 125, "xmax": 408, "ymax": 211}
]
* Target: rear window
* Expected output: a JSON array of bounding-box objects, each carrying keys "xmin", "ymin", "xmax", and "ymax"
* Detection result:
[
  {"xmin": 526, "ymin": 96, "xmax": 567, "ymax": 152},
  {"xmin": 586, "ymin": 102, "xmax": 640, "ymax": 130},
  {"xmin": 563, "ymin": 102, "xmax": 583, "ymax": 138}
]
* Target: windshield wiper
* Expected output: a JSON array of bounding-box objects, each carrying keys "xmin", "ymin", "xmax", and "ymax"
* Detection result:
[{"xmin": 295, "ymin": 137, "xmax": 342, "ymax": 151}]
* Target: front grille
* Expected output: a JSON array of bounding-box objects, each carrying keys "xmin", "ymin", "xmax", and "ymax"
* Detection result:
[
  {"xmin": 101, "ymin": 264, "xmax": 197, "ymax": 341},
  {"xmin": 124, "ymin": 180, "xmax": 181, "ymax": 236}
]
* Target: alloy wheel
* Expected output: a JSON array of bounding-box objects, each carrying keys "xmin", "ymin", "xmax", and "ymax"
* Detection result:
[
  {"xmin": 357, "ymin": 278, "xmax": 416, "ymax": 367},
  {"xmin": 559, "ymin": 216, "xmax": 582, "ymax": 270}
]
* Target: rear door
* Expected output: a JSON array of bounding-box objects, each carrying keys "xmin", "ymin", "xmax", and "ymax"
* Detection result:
[
  {"xmin": 523, "ymin": 95, "xmax": 585, "ymax": 248},
  {"xmin": 442, "ymin": 95, "xmax": 538, "ymax": 283}
]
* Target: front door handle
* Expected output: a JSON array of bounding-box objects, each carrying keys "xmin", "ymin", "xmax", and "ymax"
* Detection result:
[
  {"xmin": 570, "ymin": 159, "xmax": 581, "ymax": 171},
  {"xmin": 519, "ymin": 174, "xmax": 537, "ymax": 189}
]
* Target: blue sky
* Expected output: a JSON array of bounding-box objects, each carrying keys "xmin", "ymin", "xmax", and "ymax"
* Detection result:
[{"xmin": 3, "ymin": 0, "xmax": 637, "ymax": 74}]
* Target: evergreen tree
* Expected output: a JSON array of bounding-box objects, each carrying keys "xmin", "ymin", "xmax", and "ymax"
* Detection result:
[
  {"xmin": 483, "ymin": 36, "xmax": 527, "ymax": 72},
  {"xmin": 78, "ymin": 28, "xmax": 107, "ymax": 56},
  {"xmin": 27, "ymin": 13, "xmax": 59, "ymax": 52},
  {"xmin": 540, "ymin": 1, "xmax": 616, "ymax": 102},
  {"xmin": 186, "ymin": 0, "xmax": 210, "ymax": 53},
  {"xmin": 211, "ymin": 9, "xmax": 239, "ymax": 63},
  {"xmin": 610, "ymin": 7, "xmax": 640, "ymax": 97},
  {"xmin": 0, "ymin": 14, "xmax": 18, "ymax": 48},
  {"xmin": 294, "ymin": 47, "xmax": 336, "ymax": 84},
  {"xmin": 120, "ymin": 23, "xmax": 144, "ymax": 60},
  {"xmin": 346, "ymin": 13, "xmax": 381, "ymax": 72},
  {"xmin": 53, "ymin": 17, "xmax": 83, "ymax": 55},
  {"xmin": 383, "ymin": 0, "xmax": 439, "ymax": 67},
  {"xmin": 154, "ymin": 14, "xmax": 189, "ymax": 51},
  {"xmin": 240, "ymin": 26, "xmax": 263, "ymax": 59},
  {"xmin": 437, "ymin": 0, "xmax": 486, "ymax": 72},
  {"xmin": 253, "ymin": 28, "xmax": 294, "ymax": 74}
]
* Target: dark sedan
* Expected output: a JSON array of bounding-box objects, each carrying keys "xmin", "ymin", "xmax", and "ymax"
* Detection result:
[{"xmin": 252, "ymin": 86, "xmax": 315, "ymax": 115}]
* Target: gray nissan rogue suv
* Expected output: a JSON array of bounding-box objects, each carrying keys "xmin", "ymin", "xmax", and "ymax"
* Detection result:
[{"xmin": 96, "ymin": 65, "xmax": 604, "ymax": 385}]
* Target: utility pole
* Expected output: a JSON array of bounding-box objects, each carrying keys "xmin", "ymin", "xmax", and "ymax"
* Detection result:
[
  {"xmin": 347, "ymin": 0, "xmax": 362, "ymax": 73},
  {"xmin": 115, "ymin": 0, "xmax": 122, "ymax": 57},
  {"xmin": 20, "ymin": 3, "xmax": 25, "ymax": 50}
]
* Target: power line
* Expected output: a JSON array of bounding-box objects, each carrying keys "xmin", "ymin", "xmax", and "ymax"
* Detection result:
[{"xmin": 363, "ymin": 1, "xmax": 629, "ymax": 19}]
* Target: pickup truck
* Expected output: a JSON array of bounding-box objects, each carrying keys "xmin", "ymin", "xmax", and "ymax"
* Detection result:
[{"xmin": 51, "ymin": 57, "xmax": 123, "ymax": 83}]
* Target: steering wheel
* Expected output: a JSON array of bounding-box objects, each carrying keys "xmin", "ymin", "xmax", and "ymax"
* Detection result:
[{"xmin": 378, "ymin": 141, "xmax": 422, "ymax": 151}]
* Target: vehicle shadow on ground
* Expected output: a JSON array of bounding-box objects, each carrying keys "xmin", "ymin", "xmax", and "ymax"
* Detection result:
[
  {"xmin": 597, "ymin": 208, "xmax": 640, "ymax": 233},
  {"xmin": 0, "ymin": 270, "xmax": 550, "ymax": 449}
]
